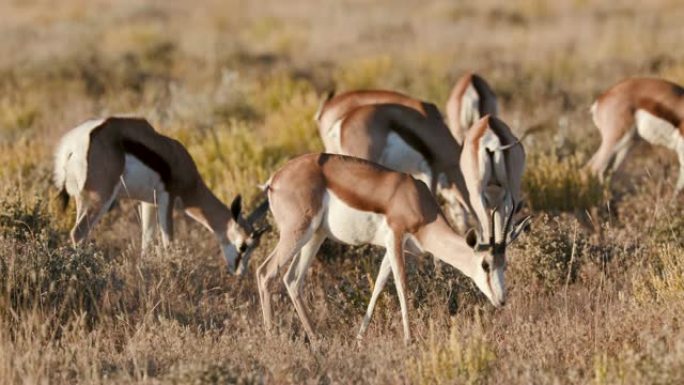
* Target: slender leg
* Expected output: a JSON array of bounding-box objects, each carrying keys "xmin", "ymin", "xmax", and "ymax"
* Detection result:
[
  {"xmin": 256, "ymin": 229, "xmax": 312, "ymax": 334},
  {"xmin": 609, "ymin": 129, "xmax": 636, "ymax": 174},
  {"xmin": 283, "ymin": 231, "xmax": 326, "ymax": 339},
  {"xmin": 675, "ymin": 139, "xmax": 684, "ymax": 194},
  {"xmin": 386, "ymin": 232, "xmax": 411, "ymax": 344},
  {"xmin": 588, "ymin": 122, "xmax": 634, "ymax": 182},
  {"xmin": 140, "ymin": 202, "xmax": 157, "ymax": 252},
  {"xmin": 588, "ymin": 142, "xmax": 614, "ymax": 182},
  {"xmin": 70, "ymin": 185, "xmax": 121, "ymax": 245},
  {"xmin": 610, "ymin": 139, "xmax": 634, "ymax": 174},
  {"xmin": 357, "ymin": 253, "xmax": 391, "ymax": 339},
  {"xmin": 157, "ymin": 191, "xmax": 173, "ymax": 248}
]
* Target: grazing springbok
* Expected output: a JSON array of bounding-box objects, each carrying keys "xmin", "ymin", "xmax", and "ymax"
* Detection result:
[
  {"xmin": 323, "ymin": 102, "xmax": 472, "ymax": 232},
  {"xmin": 256, "ymin": 153, "xmax": 530, "ymax": 343},
  {"xmin": 587, "ymin": 77, "xmax": 684, "ymax": 193},
  {"xmin": 445, "ymin": 72, "xmax": 498, "ymax": 145},
  {"xmin": 461, "ymin": 115, "xmax": 527, "ymax": 248},
  {"xmin": 314, "ymin": 89, "xmax": 445, "ymax": 150},
  {"xmin": 53, "ymin": 117, "xmax": 268, "ymax": 274}
]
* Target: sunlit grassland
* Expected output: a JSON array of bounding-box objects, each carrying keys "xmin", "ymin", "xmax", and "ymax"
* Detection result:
[{"xmin": 1, "ymin": 0, "xmax": 684, "ymax": 383}]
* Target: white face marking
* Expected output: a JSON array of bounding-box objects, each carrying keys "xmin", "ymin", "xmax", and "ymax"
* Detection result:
[
  {"xmin": 635, "ymin": 109, "xmax": 683, "ymax": 150},
  {"xmin": 461, "ymin": 83, "xmax": 481, "ymax": 129},
  {"xmin": 227, "ymin": 221, "xmax": 247, "ymax": 249},
  {"xmin": 222, "ymin": 242, "xmax": 239, "ymax": 275},
  {"xmin": 119, "ymin": 155, "xmax": 165, "ymax": 202},
  {"xmin": 323, "ymin": 191, "xmax": 388, "ymax": 247},
  {"xmin": 227, "ymin": 221, "xmax": 257, "ymax": 275},
  {"xmin": 469, "ymin": 132, "xmax": 513, "ymax": 243},
  {"xmin": 471, "ymin": 254, "xmax": 506, "ymax": 307}
]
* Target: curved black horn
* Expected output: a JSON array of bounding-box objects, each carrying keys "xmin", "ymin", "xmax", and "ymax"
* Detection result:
[
  {"xmin": 502, "ymin": 202, "xmax": 517, "ymax": 241},
  {"xmin": 489, "ymin": 205, "xmax": 497, "ymax": 247},
  {"xmin": 247, "ymin": 199, "xmax": 270, "ymax": 225}
]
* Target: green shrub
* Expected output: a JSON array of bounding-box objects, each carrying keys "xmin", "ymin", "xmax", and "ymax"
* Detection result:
[
  {"xmin": 0, "ymin": 193, "xmax": 110, "ymax": 325},
  {"xmin": 509, "ymin": 214, "xmax": 586, "ymax": 293}
]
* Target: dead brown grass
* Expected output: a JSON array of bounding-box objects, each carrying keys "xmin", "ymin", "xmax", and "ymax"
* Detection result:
[{"xmin": 1, "ymin": 0, "xmax": 684, "ymax": 383}]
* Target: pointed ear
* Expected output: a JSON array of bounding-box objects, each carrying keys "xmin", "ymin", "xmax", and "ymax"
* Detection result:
[
  {"xmin": 465, "ymin": 228, "xmax": 478, "ymax": 249},
  {"xmin": 507, "ymin": 215, "xmax": 532, "ymax": 245},
  {"xmin": 230, "ymin": 195, "xmax": 242, "ymax": 220}
]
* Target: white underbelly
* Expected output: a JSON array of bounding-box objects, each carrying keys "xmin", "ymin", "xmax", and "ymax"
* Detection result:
[
  {"xmin": 635, "ymin": 109, "xmax": 683, "ymax": 150},
  {"xmin": 322, "ymin": 190, "xmax": 389, "ymax": 246},
  {"xmin": 118, "ymin": 154, "xmax": 166, "ymax": 203},
  {"xmin": 378, "ymin": 132, "xmax": 433, "ymax": 188}
]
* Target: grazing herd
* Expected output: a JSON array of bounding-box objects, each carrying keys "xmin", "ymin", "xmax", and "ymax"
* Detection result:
[{"xmin": 53, "ymin": 72, "xmax": 684, "ymax": 342}]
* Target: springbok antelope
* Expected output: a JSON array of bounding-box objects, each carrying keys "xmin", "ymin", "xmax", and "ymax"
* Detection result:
[
  {"xmin": 256, "ymin": 153, "xmax": 530, "ymax": 343},
  {"xmin": 445, "ymin": 72, "xmax": 498, "ymax": 144},
  {"xmin": 587, "ymin": 77, "xmax": 684, "ymax": 193},
  {"xmin": 314, "ymin": 89, "xmax": 444, "ymax": 146},
  {"xmin": 461, "ymin": 115, "xmax": 527, "ymax": 248},
  {"xmin": 53, "ymin": 117, "xmax": 268, "ymax": 274},
  {"xmin": 322, "ymin": 102, "xmax": 472, "ymax": 232}
]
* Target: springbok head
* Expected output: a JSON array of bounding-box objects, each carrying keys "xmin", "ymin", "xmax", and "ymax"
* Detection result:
[
  {"xmin": 465, "ymin": 202, "xmax": 531, "ymax": 306},
  {"xmin": 224, "ymin": 195, "xmax": 270, "ymax": 276}
]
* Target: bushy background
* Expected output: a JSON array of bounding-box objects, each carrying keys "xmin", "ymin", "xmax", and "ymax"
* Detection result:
[{"xmin": 1, "ymin": 0, "xmax": 684, "ymax": 383}]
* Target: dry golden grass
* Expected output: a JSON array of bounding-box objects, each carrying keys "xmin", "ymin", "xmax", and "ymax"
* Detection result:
[{"xmin": 2, "ymin": 0, "xmax": 684, "ymax": 383}]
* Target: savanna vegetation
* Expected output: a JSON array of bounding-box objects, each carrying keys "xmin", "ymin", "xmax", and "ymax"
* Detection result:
[{"xmin": 1, "ymin": 0, "xmax": 684, "ymax": 383}]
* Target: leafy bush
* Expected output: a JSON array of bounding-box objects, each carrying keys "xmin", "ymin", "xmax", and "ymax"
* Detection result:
[{"xmin": 509, "ymin": 214, "xmax": 586, "ymax": 292}]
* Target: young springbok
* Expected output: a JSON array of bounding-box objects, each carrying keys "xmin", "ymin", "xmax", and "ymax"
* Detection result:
[
  {"xmin": 461, "ymin": 115, "xmax": 527, "ymax": 249},
  {"xmin": 587, "ymin": 77, "xmax": 684, "ymax": 193},
  {"xmin": 445, "ymin": 72, "xmax": 498, "ymax": 144},
  {"xmin": 320, "ymin": 102, "xmax": 473, "ymax": 232},
  {"xmin": 256, "ymin": 153, "xmax": 529, "ymax": 343},
  {"xmin": 53, "ymin": 117, "xmax": 268, "ymax": 274}
]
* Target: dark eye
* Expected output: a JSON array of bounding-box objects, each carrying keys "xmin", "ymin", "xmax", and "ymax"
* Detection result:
[
  {"xmin": 481, "ymin": 261, "xmax": 490, "ymax": 273},
  {"xmin": 239, "ymin": 244, "xmax": 248, "ymax": 253}
]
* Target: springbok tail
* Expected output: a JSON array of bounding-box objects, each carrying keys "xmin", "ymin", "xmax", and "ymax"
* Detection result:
[
  {"xmin": 589, "ymin": 100, "xmax": 601, "ymax": 128},
  {"xmin": 314, "ymin": 89, "xmax": 336, "ymax": 122},
  {"xmin": 257, "ymin": 175, "xmax": 273, "ymax": 193}
]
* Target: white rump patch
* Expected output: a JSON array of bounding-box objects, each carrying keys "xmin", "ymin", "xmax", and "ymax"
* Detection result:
[
  {"xmin": 53, "ymin": 118, "xmax": 106, "ymax": 195},
  {"xmin": 635, "ymin": 109, "xmax": 683, "ymax": 150}
]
